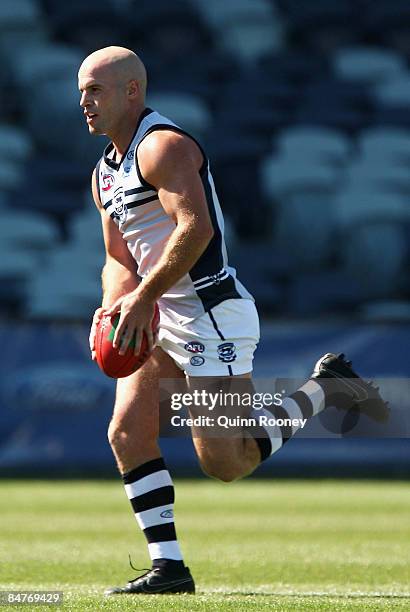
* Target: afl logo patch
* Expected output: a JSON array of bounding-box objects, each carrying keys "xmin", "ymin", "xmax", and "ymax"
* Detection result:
[
  {"xmin": 190, "ymin": 355, "xmax": 205, "ymax": 366},
  {"xmin": 184, "ymin": 341, "xmax": 205, "ymax": 354},
  {"xmin": 102, "ymin": 174, "xmax": 114, "ymax": 191},
  {"xmin": 217, "ymin": 342, "xmax": 237, "ymax": 363},
  {"xmin": 127, "ymin": 150, "xmax": 134, "ymax": 160}
]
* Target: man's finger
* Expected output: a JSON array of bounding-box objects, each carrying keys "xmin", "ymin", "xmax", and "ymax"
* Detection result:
[
  {"xmin": 118, "ymin": 325, "xmax": 132, "ymax": 356},
  {"xmin": 89, "ymin": 329, "xmax": 96, "ymax": 352},
  {"xmin": 89, "ymin": 307, "xmax": 104, "ymax": 353},
  {"xmin": 134, "ymin": 329, "xmax": 143, "ymax": 356},
  {"xmin": 145, "ymin": 327, "xmax": 154, "ymax": 353},
  {"xmin": 113, "ymin": 316, "xmax": 127, "ymax": 349},
  {"xmin": 105, "ymin": 298, "xmax": 122, "ymax": 317}
]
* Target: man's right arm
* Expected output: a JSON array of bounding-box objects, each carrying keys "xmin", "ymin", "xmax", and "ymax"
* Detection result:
[
  {"xmin": 91, "ymin": 169, "xmax": 140, "ymax": 308},
  {"xmin": 89, "ymin": 169, "xmax": 139, "ymax": 360}
]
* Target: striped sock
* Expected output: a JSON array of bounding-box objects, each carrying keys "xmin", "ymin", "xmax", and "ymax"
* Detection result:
[
  {"xmin": 122, "ymin": 457, "xmax": 184, "ymax": 568},
  {"xmin": 252, "ymin": 380, "xmax": 325, "ymax": 461}
]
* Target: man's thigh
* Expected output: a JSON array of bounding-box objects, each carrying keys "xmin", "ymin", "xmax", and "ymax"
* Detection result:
[
  {"xmin": 113, "ymin": 346, "xmax": 186, "ymax": 440},
  {"xmin": 186, "ymin": 373, "xmax": 260, "ymax": 479}
]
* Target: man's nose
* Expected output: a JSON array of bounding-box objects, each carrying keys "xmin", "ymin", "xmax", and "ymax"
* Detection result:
[{"xmin": 79, "ymin": 91, "xmax": 88, "ymax": 108}]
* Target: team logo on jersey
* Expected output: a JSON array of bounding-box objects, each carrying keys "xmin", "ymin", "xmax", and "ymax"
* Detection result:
[
  {"xmin": 217, "ymin": 342, "xmax": 237, "ymax": 363},
  {"xmin": 190, "ymin": 355, "xmax": 205, "ymax": 366},
  {"xmin": 126, "ymin": 150, "xmax": 134, "ymax": 160},
  {"xmin": 113, "ymin": 186, "xmax": 128, "ymax": 223},
  {"xmin": 184, "ymin": 341, "xmax": 205, "ymax": 354},
  {"xmin": 101, "ymin": 173, "xmax": 115, "ymax": 191}
]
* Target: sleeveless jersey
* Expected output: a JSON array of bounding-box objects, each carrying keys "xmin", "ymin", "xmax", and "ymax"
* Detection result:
[{"xmin": 96, "ymin": 108, "xmax": 252, "ymax": 326}]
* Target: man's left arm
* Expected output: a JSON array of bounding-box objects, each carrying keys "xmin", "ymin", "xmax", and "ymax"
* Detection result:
[{"xmin": 106, "ymin": 130, "xmax": 214, "ymax": 354}]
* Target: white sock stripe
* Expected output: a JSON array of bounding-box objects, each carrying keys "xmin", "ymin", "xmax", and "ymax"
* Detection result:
[
  {"xmin": 251, "ymin": 408, "xmax": 284, "ymax": 456},
  {"xmin": 148, "ymin": 541, "xmax": 183, "ymax": 561},
  {"xmin": 281, "ymin": 397, "xmax": 305, "ymax": 434},
  {"xmin": 135, "ymin": 505, "xmax": 175, "ymax": 530},
  {"xmin": 269, "ymin": 437, "xmax": 283, "ymax": 455},
  {"xmin": 298, "ymin": 380, "xmax": 325, "ymax": 415},
  {"xmin": 124, "ymin": 470, "xmax": 173, "ymax": 500},
  {"xmin": 281, "ymin": 397, "xmax": 304, "ymax": 420}
]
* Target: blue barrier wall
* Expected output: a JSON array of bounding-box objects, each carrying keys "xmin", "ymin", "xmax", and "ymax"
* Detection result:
[{"xmin": 0, "ymin": 322, "xmax": 409, "ymax": 477}]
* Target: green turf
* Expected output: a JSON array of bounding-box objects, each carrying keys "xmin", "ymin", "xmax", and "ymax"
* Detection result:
[{"xmin": 1, "ymin": 480, "xmax": 409, "ymax": 610}]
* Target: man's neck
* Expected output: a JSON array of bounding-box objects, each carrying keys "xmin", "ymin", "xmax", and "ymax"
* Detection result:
[{"xmin": 111, "ymin": 105, "xmax": 146, "ymax": 158}]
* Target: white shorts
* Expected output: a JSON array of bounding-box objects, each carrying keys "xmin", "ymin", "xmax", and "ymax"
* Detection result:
[{"xmin": 157, "ymin": 298, "xmax": 260, "ymax": 377}]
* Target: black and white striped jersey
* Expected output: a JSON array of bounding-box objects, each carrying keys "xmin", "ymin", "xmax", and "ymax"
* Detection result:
[{"xmin": 96, "ymin": 107, "xmax": 252, "ymax": 326}]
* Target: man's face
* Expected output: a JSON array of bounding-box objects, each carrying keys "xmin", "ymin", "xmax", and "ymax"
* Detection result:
[{"xmin": 78, "ymin": 65, "xmax": 126, "ymax": 137}]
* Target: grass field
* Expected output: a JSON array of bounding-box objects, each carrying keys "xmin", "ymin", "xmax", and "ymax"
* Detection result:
[{"xmin": 1, "ymin": 479, "xmax": 409, "ymax": 611}]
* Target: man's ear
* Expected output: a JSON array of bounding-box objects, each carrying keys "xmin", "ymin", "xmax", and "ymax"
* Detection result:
[{"xmin": 127, "ymin": 79, "xmax": 140, "ymax": 99}]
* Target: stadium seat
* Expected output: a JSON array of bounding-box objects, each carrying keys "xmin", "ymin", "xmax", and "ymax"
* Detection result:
[
  {"xmin": 0, "ymin": 0, "xmax": 41, "ymax": 27},
  {"xmin": 212, "ymin": 106, "xmax": 290, "ymax": 145},
  {"xmin": 47, "ymin": 2, "xmax": 127, "ymax": 53},
  {"xmin": 219, "ymin": 75, "xmax": 298, "ymax": 115},
  {"xmin": 0, "ymin": 125, "xmax": 33, "ymax": 162},
  {"xmin": 344, "ymin": 162, "xmax": 410, "ymax": 193},
  {"xmin": 275, "ymin": 126, "xmax": 351, "ymax": 164},
  {"xmin": 372, "ymin": 107, "xmax": 410, "ymax": 128},
  {"xmin": 24, "ymin": 156, "xmax": 91, "ymax": 192},
  {"xmin": 126, "ymin": 0, "xmax": 212, "ymax": 65},
  {"xmin": 258, "ymin": 52, "xmax": 330, "ymax": 87},
  {"xmin": 341, "ymin": 222, "xmax": 407, "ymax": 298},
  {"xmin": 333, "ymin": 189, "xmax": 409, "ymax": 297},
  {"xmin": 0, "ymin": 162, "xmax": 24, "ymax": 190},
  {"xmin": 0, "ymin": 212, "xmax": 60, "ymax": 255},
  {"xmin": 261, "ymin": 155, "xmax": 340, "ymax": 199},
  {"xmin": 333, "ymin": 47, "xmax": 406, "ymax": 83},
  {"xmin": 284, "ymin": 2, "xmax": 360, "ymax": 54},
  {"xmin": 28, "ymin": 246, "xmax": 104, "ymax": 319},
  {"xmin": 374, "ymin": 75, "xmax": 410, "ymax": 107},
  {"xmin": 294, "ymin": 107, "xmax": 367, "ymax": 133},
  {"xmin": 334, "ymin": 190, "xmax": 410, "ymax": 226},
  {"xmin": 69, "ymin": 207, "xmax": 105, "ymax": 249},
  {"xmin": 29, "ymin": 275, "xmax": 102, "ymax": 319},
  {"xmin": 208, "ymin": 135, "xmax": 269, "ymax": 237},
  {"xmin": 193, "ymin": 0, "xmax": 283, "ymax": 62},
  {"xmin": 0, "ymin": 246, "xmax": 39, "ymax": 314},
  {"xmin": 0, "ymin": 0, "xmax": 47, "ymax": 59},
  {"xmin": 304, "ymin": 79, "xmax": 373, "ymax": 114},
  {"xmin": 13, "ymin": 188, "xmax": 86, "ymax": 238},
  {"xmin": 358, "ymin": 127, "xmax": 410, "ymax": 162},
  {"xmin": 147, "ymin": 92, "xmax": 212, "ymax": 141},
  {"xmin": 268, "ymin": 192, "xmax": 337, "ymax": 270},
  {"xmin": 193, "ymin": 0, "xmax": 275, "ymax": 27},
  {"xmin": 364, "ymin": 0, "xmax": 410, "ymax": 37},
  {"xmin": 221, "ymin": 22, "xmax": 284, "ymax": 63},
  {"xmin": 11, "ymin": 44, "xmax": 84, "ymax": 88},
  {"xmin": 0, "ymin": 247, "xmax": 39, "ymax": 280},
  {"xmin": 26, "ymin": 77, "xmax": 102, "ymax": 168}
]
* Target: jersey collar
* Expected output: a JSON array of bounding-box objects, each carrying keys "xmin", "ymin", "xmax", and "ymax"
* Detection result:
[{"xmin": 103, "ymin": 107, "xmax": 154, "ymax": 170}]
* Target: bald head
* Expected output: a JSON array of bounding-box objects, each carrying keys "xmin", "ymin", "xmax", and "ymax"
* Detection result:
[
  {"xmin": 78, "ymin": 46, "xmax": 148, "ymax": 142},
  {"xmin": 79, "ymin": 46, "xmax": 147, "ymax": 98}
]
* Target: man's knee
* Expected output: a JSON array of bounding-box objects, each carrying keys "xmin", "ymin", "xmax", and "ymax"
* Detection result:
[
  {"xmin": 107, "ymin": 418, "xmax": 126, "ymax": 450},
  {"xmin": 198, "ymin": 455, "xmax": 240, "ymax": 483},
  {"xmin": 107, "ymin": 414, "xmax": 156, "ymax": 454}
]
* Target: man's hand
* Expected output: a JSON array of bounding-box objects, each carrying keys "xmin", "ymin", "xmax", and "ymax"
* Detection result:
[
  {"xmin": 89, "ymin": 307, "xmax": 105, "ymax": 360},
  {"xmin": 104, "ymin": 291, "xmax": 156, "ymax": 356}
]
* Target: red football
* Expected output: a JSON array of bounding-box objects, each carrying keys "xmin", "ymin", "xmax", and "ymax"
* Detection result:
[{"xmin": 95, "ymin": 304, "xmax": 160, "ymax": 378}]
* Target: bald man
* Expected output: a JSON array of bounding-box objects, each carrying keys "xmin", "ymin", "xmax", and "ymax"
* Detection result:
[{"xmin": 78, "ymin": 47, "xmax": 388, "ymax": 596}]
